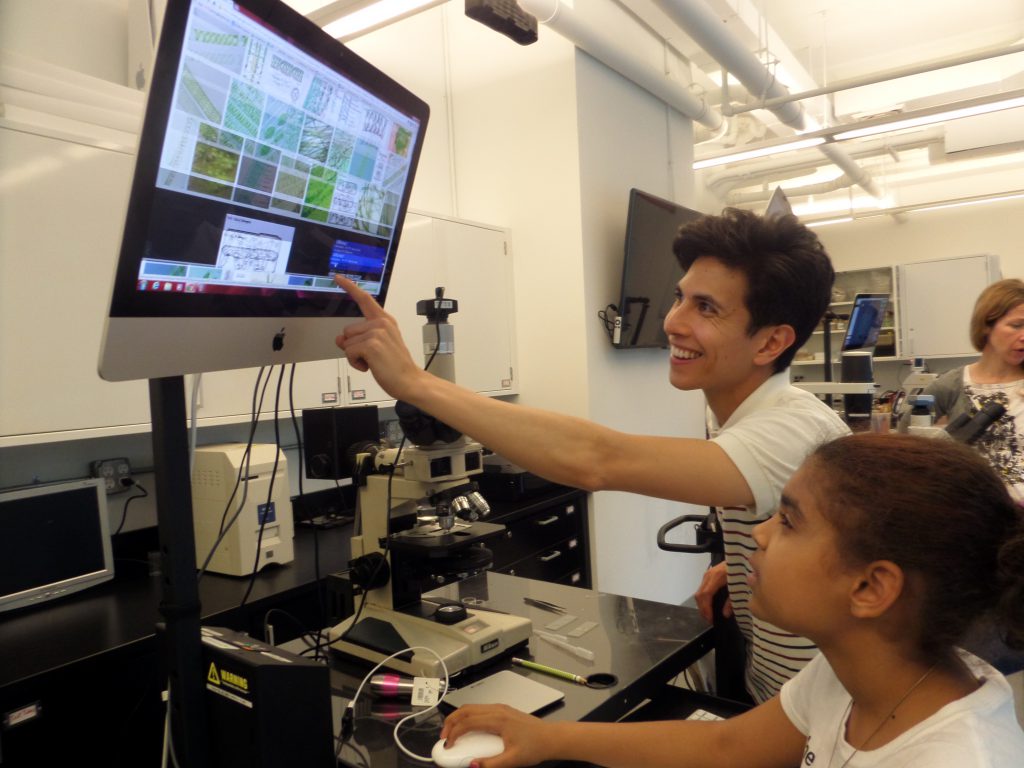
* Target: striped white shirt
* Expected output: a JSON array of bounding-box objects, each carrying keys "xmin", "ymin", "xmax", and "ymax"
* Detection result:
[{"xmin": 709, "ymin": 372, "xmax": 849, "ymax": 702}]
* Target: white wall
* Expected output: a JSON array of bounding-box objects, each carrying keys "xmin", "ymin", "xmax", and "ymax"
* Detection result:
[
  {"xmin": 813, "ymin": 197, "xmax": 1024, "ymax": 277},
  {"xmin": 573, "ymin": 50, "xmax": 709, "ymax": 601}
]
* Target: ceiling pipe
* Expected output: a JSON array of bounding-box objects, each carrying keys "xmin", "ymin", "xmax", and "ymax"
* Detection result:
[
  {"xmin": 707, "ymin": 128, "xmax": 946, "ymax": 196},
  {"xmin": 727, "ymin": 39, "xmax": 1024, "ymax": 116},
  {"xmin": 518, "ymin": 0, "xmax": 723, "ymax": 131},
  {"xmin": 650, "ymin": 0, "xmax": 882, "ymax": 199},
  {"xmin": 727, "ymin": 176, "xmax": 853, "ymax": 205}
]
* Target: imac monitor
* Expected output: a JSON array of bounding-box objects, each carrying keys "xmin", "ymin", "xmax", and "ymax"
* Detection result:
[
  {"xmin": 614, "ymin": 189, "xmax": 704, "ymax": 349},
  {"xmin": 99, "ymin": 0, "xmax": 430, "ymax": 381},
  {"xmin": 0, "ymin": 479, "xmax": 115, "ymax": 614},
  {"xmin": 842, "ymin": 293, "xmax": 890, "ymax": 352}
]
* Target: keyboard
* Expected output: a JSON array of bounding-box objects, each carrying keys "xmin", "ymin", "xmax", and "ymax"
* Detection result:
[{"xmin": 686, "ymin": 708, "xmax": 725, "ymax": 722}]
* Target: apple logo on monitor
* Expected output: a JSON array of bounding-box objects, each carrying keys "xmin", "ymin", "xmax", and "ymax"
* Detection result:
[{"xmin": 272, "ymin": 329, "xmax": 286, "ymax": 352}]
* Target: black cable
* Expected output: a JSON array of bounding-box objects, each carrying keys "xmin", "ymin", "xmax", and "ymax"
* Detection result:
[
  {"xmin": 240, "ymin": 366, "xmax": 285, "ymax": 607},
  {"xmin": 288, "ymin": 363, "xmax": 330, "ymax": 654},
  {"xmin": 113, "ymin": 481, "xmax": 149, "ymax": 536}
]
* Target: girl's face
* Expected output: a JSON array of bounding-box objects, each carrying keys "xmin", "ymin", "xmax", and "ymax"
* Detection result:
[
  {"xmin": 984, "ymin": 303, "xmax": 1024, "ymax": 369},
  {"xmin": 748, "ymin": 462, "xmax": 857, "ymax": 641}
]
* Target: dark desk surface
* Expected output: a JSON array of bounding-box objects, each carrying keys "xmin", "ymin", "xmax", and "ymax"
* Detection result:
[
  {"xmin": 0, "ymin": 524, "xmax": 352, "ymax": 689},
  {"xmin": 326, "ymin": 571, "xmax": 712, "ymax": 768}
]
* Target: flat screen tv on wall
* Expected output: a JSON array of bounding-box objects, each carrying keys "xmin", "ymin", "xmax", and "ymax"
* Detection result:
[{"xmin": 612, "ymin": 189, "xmax": 704, "ymax": 349}]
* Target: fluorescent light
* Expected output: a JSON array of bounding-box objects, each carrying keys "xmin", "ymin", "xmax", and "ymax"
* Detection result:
[
  {"xmin": 693, "ymin": 137, "xmax": 826, "ymax": 170},
  {"xmin": 805, "ymin": 216, "xmax": 854, "ymax": 228},
  {"xmin": 910, "ymin": 191, "xmax": 1024, "ymax": 214},
  {"xmin": 322, "ymin": 0, "xmax": 442, "ymax": 39},
  {"xmin": 832, "ymin": 95, "xmax": 1024, "ymax": 141}
]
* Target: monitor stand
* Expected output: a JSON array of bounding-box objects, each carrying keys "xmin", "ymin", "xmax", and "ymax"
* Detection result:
[{"xmin": 149, "ymin": 376, "xmax": 208, "ymax": 767}]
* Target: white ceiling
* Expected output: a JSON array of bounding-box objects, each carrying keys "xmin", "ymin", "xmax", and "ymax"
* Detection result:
[
  {"xmin": 628, "ymin": 0, "xmax": 1024, "ymax": 219},
  {"xmin": 295, "ymin": 0, "xmax": 1024, "ymax": 221}
]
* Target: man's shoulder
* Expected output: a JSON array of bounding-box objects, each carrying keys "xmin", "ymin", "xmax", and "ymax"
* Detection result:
[{"xmin": 739, "ymin": 382, "xmax": 848, "ymax": 431}]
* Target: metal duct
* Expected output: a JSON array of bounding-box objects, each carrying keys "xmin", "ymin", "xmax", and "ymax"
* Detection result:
[
  {"xmin": 651, "ymin": 0, "xmax": 882, "ymax": 198},
  {"xmin": 518, "ymin": 0, "xmax": 723, "ymax": 130}
]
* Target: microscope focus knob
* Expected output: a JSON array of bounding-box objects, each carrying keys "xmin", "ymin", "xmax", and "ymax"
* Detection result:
[{"xmin": 434, "ymin": 603, "xmax": 468, "ymax": 625}]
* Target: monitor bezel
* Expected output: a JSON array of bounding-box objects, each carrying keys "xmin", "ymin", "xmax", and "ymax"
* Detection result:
[{"xmin": 0, "ymin": 478, "xmax": 115, "ymax": 615}]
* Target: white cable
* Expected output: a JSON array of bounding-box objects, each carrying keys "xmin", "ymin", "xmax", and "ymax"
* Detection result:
[{"xmin": 346, "ymin": 645, "xmax": 450, "ymax": 762}]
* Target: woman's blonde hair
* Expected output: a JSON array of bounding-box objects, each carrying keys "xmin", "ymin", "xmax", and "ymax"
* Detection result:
[{"xmin": 969, "ymin": 278, "xmax": 1024, "ymax": 351}]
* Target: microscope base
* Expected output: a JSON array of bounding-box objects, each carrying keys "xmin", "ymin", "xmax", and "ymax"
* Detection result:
[{"xmin": 327, "ymin": 602, "xmax": 531, "ymax": 677}]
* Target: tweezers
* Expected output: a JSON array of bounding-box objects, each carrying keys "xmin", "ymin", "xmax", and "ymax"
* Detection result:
[{"xmin": 523, "ymin": 597, "xmax": 566, "ymax": 613}]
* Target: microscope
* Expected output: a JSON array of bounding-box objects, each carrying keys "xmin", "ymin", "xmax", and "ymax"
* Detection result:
[{"xmin": 326, "ymin": 289, "xmax": 532, "ymax": 677}]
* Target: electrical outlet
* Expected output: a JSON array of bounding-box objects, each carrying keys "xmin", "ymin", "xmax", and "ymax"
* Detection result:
[{"xmin": 91, "ymin": 457, "xmax": 132, "ymax": 494}]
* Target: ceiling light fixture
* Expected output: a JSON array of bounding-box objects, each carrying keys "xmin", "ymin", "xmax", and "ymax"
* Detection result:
[
  {"xmin": 800, "ymin": 189, "xmax": 1024, "ymax": 226},
  {"xmin": 693, "ymin": 137, "xmax": 826, "ymax": 170},
  {"xmin": 805, "ymin": 216, "xmax": 854, "ymax": 228},
  {"xmin": 832, "ymin": 95, "xmax": 1024, "ymax": 141},
  {"xmin": 910, "ymin": 191, "xmax": 1024, "ymax": 214},
  {"xmin": 320, "ymin": 0, "xmax": 445, "ymax": 40}
]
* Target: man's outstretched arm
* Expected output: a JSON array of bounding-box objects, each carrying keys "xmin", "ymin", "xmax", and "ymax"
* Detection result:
[{"xmin": 334, "ymin": 276, "xmax": 753, "ymax": 507}]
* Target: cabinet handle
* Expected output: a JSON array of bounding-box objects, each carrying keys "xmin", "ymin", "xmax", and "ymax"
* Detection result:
[
  {"xmin": 539, "ymin": 550, "xmax": 562, "ymax": 562},
  {"xmin": 535, "ymin": 515, "xmax": 559, "ymax": 526}
]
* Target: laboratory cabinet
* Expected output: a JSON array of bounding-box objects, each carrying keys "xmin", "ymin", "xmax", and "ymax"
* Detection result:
[
  {"xmin": 897, "ymin": 254, "xmax": 1001, "ymax": 358},
  {"xmin": 341, "ymin": 212, "xmax": 518, "ymax": 406}
]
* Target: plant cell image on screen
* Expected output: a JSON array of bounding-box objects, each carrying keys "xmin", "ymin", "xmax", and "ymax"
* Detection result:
[
  {"xmin": 156, "ymin": 0, "xmax": 422, "ymax": 249},
  {"xmin": 225, "ymin": 80, "xmax": 264, "ymax": 137},
  {"xmin": 299, "ymin": 116, "xmax": 332, "ymax": 163},
  {"xmin": 176, "ymin": 56, "xmax": 231, "ymax": 123}
]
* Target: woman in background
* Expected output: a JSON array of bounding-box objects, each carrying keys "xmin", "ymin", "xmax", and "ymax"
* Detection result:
[
  {"xmin": 901, "ymin": 278, "xmax": 1024, "ymax": 503},
  {"xmin": 440, "ymin": 434, "xmax": 1024, "ymax": 768}
]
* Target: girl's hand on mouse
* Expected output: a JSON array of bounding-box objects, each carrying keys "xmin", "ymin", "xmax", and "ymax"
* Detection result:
[{"xmin": 441, "ymin": 704, "xmax": 556, "ymax": 768}]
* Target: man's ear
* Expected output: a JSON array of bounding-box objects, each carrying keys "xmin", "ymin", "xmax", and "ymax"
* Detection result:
[
  {"xmin": 753, "ymin": 324, "xmax": 796, "ymax": 366},
  {"xmin": 849, "ymin": 560, "xmax": 905, "ymax": 619}
]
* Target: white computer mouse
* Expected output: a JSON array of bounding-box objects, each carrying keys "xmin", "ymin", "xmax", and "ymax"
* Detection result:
[{"xmin": 431, "ymin": 731, "xmax": 505, "ymax": 768}]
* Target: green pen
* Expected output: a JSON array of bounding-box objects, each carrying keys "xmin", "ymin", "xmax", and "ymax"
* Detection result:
[
  {"xmin": 511, "ymin": 657, "xmax": 587, "ymax": 685},
  {"xmin": 511, "ymin": 657, "xmax": 619, "ymax": 690}
]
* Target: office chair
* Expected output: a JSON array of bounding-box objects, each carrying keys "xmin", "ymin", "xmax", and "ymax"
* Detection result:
[{"xmin": 657, "ymin": 510, "xmax": 751, "ymax": 705}]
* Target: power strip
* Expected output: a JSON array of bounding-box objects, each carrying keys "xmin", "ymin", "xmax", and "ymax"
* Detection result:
[{"xmin": 91, "ymin": 457, "xmax": 133, "ymax": 494}]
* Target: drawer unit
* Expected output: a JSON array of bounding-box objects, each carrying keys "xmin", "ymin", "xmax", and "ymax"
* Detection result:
[
  {"xmin": 482, "ymin": 486, "xmax": 590, "ymax": 588},
  {"xmin": 487, "ymin": 498, "xmax": 581, "ymax": 570},
  {"xmin": 502, "ymin": 536, "xmax": 586, "ymax": 586}
]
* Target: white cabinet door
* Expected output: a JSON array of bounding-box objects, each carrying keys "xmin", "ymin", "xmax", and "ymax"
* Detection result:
[
  {"xmin": 341, "ymin": 212, "xmax": 516, "ymax": 405},
  {"xmin": 898, "ymin": 254, "xmax": 1001, "ymax": 358},
  {"xmin": 0, "ymin": 129, "xmax": 151, "ymax": 444},
  {"xmin": 188, "ymin": 359, "xmax": 341, "ymax": 425}
]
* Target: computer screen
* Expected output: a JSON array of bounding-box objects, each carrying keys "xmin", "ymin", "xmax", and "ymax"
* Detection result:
[
  {"xmin": 842, "ymin": 293, "xmax": 890, "ymax": 352},
  {"xmin": 99, "ymin": 0, "xmax": 429, "ymax": 381},
  {"xmin": 0, "ymin": 479, "xmax": 114, "ymax": 614},
  {"xmin": 614, "ymin": 189, "xmax": 704, "ymax": 349}
]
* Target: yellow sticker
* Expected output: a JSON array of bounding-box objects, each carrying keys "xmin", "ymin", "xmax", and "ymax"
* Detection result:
[{"xmin": 207, "ymin": 663, "xmax": 221, "ymax": 686}]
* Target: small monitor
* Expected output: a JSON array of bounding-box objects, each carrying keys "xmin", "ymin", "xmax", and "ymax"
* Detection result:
[
  {"xmin": 0, "ymin": 478, "xmax": 115, "ymax": 614},
  {"xmin": 842, "ymin": 293, "xmax": 890, "ymax": 352},
  {"xmin": 615, "ymin": 189, "xmax": 704, "ymax": 349},
  {"xmin": 99, "ymin": 0, "xmax": 429, "ymax": 381}
]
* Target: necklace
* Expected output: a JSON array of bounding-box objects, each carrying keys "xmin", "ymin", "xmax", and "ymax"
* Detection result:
[{"xmin": 825, "ymin": 664, "xmax": 936, "ymax": 768}]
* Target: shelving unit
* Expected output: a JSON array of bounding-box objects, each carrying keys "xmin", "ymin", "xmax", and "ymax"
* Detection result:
[{"xmin": 793, "ymin": 266, "xmax": 900, "ymax": 367}]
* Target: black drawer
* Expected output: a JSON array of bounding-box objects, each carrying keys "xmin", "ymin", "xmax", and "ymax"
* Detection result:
[
  {"xmin": 499, "ymin": 536, "xmax": 585, "ymax": 583},
  {"xmin": 487, "ymin": 498, "xmax": 583, "ymax": 570}
]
